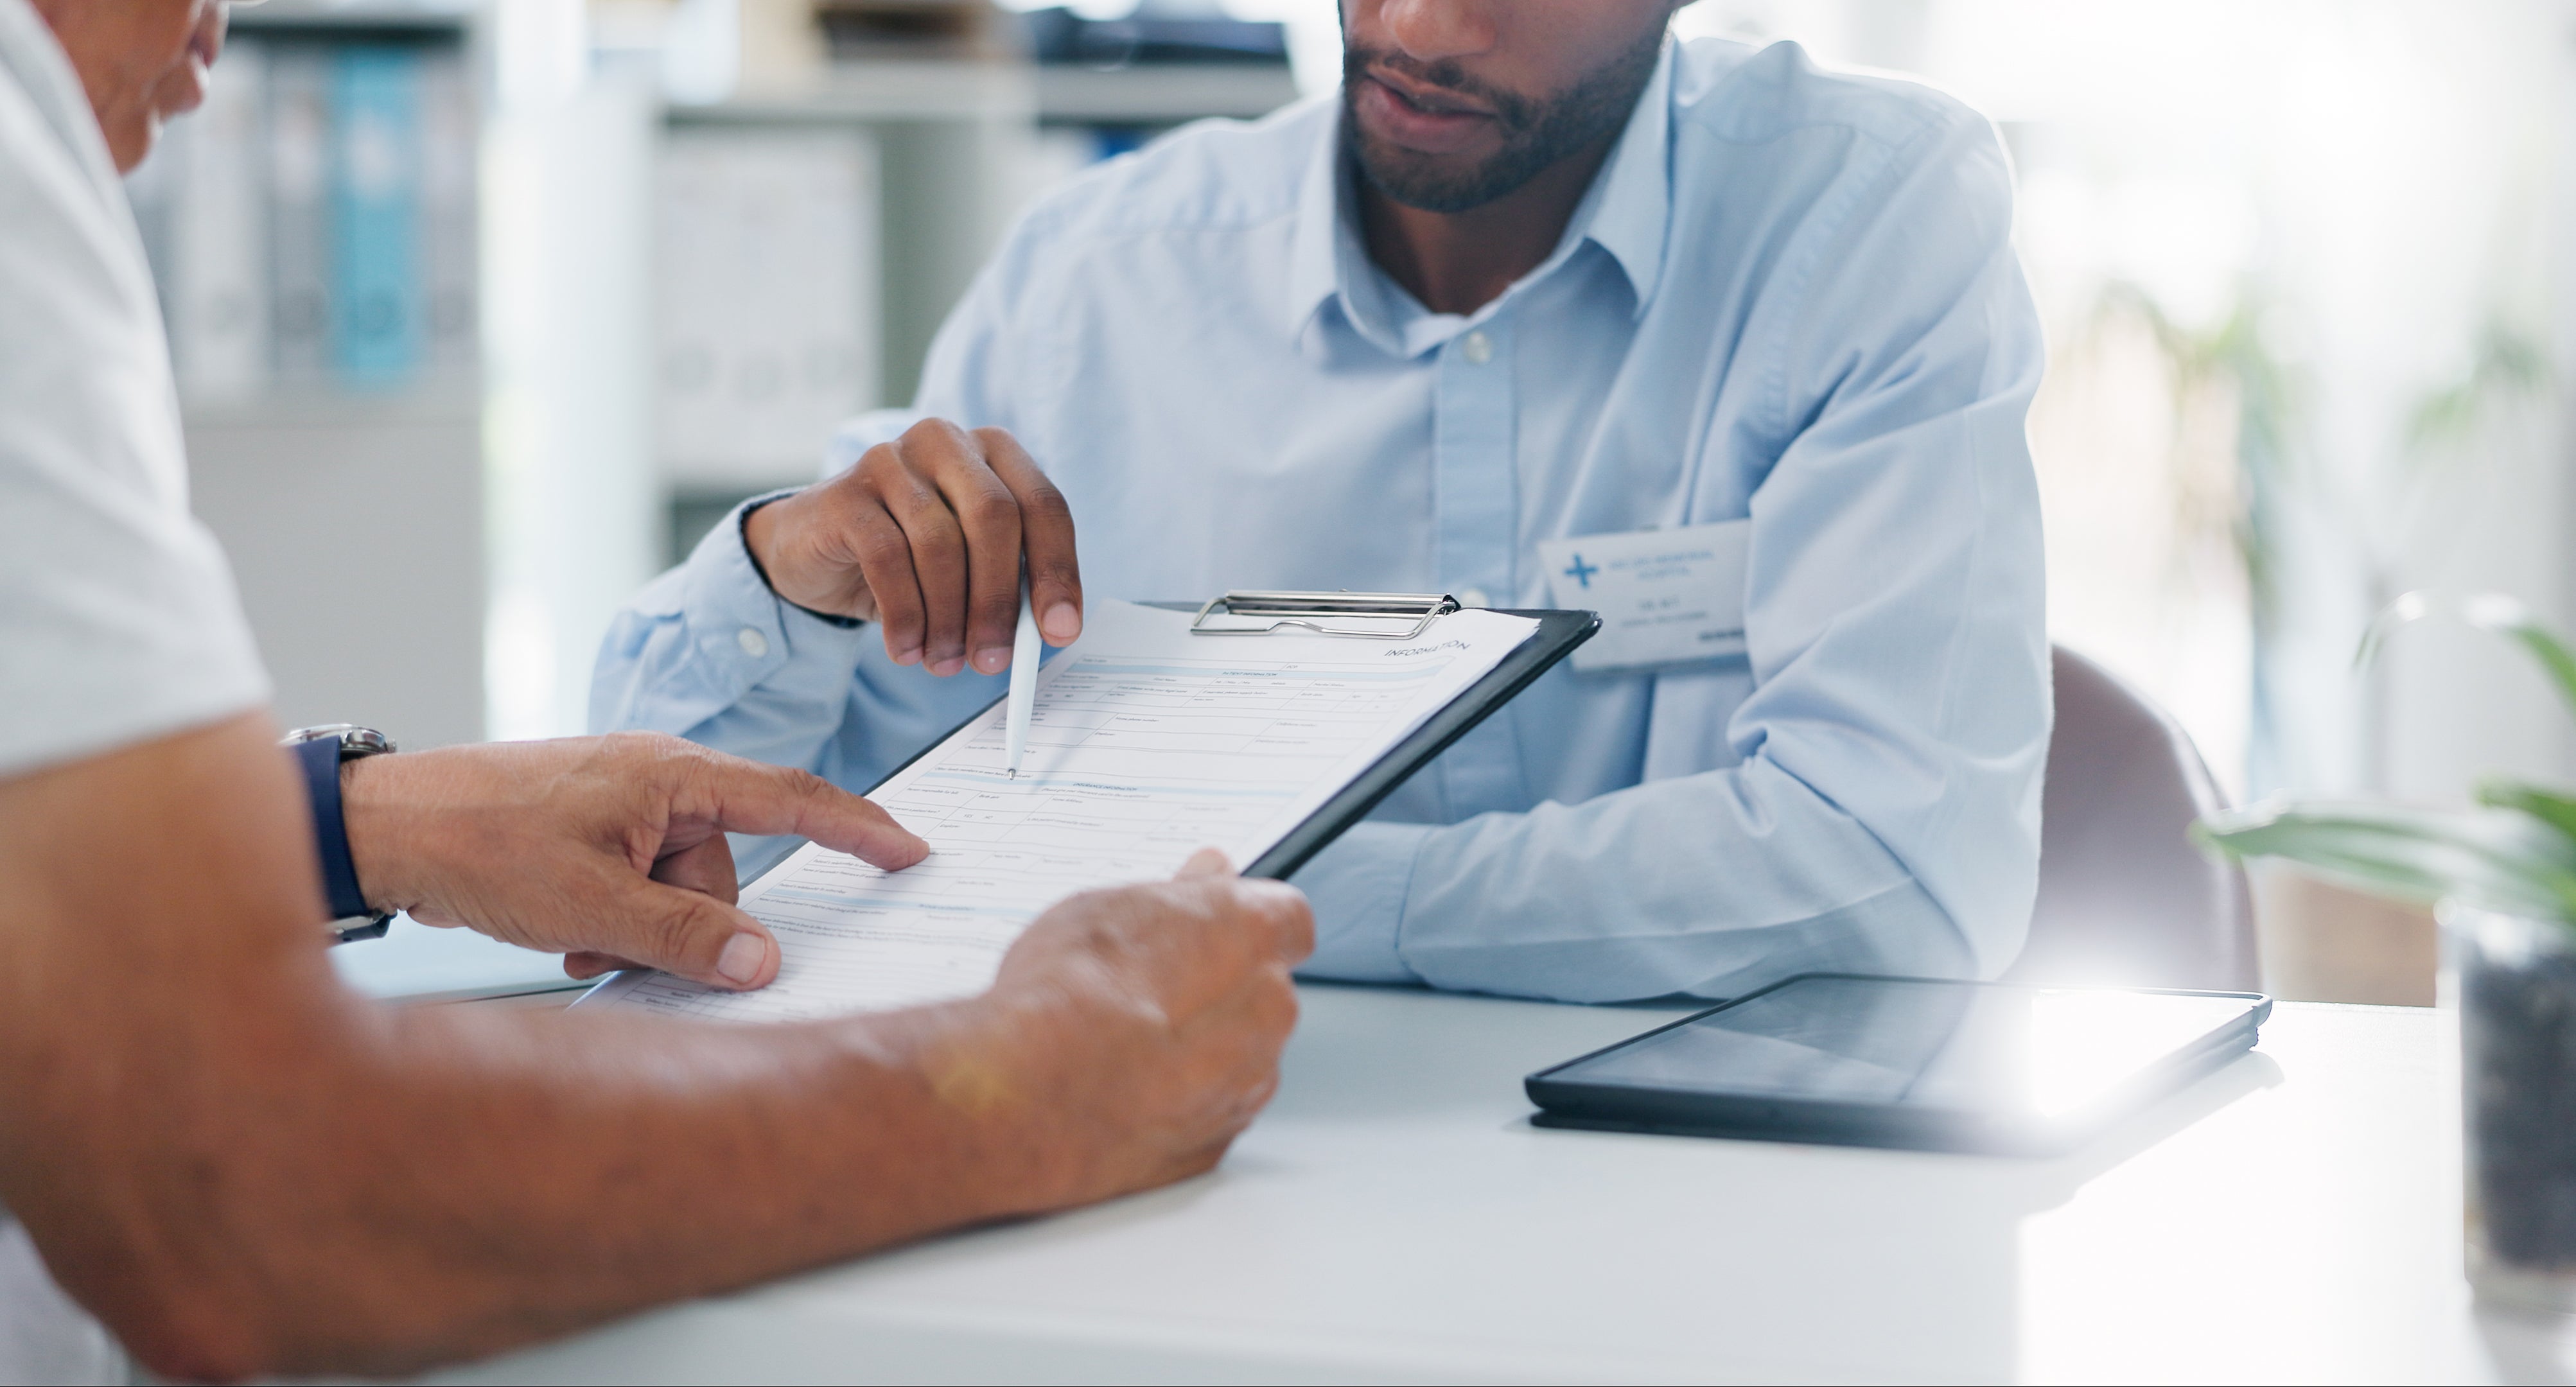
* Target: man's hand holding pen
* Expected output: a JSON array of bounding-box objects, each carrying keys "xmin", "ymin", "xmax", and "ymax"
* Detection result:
[{"xmin": 743, "ymin": 418, "xmax": 1085, "ymax": 676}]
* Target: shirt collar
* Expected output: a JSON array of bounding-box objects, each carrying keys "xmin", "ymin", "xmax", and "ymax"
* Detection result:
[
  {"xmin": 1579, "ymin": 39, "xmax": 1674, "ymax": 315},
  {"xmin": 1282, "ymin": 117, "xmax": 1354, "ymax": 344},
  {"xmin": 1282, "ymin": 39, "xmax": 1678, "ymax": 347}
]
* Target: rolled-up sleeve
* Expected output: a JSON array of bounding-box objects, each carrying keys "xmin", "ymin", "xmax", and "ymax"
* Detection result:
[{"xmin": 1356, "ymin": 109, "xmax": 2051, "ymax": 1002}]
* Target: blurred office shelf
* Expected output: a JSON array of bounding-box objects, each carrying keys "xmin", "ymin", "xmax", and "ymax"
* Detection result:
[
  {"xmin": 223, "ymin": 1, "xmax": 482, "ymax": 36},
  {"xmin": 654, "ymin": 112, "xmax": 883, "ymax": 503},
  {"xmin": 135, "ymin": 2, "xmax": 487, "ymax": 751},
  {"xmin": 706, "ymin": 57, "xmax": 1300, "ymax": 125},
  {"xmin": 1019, "ymin": 8, "xmax": 1289, "ymax": 69},
  {"xmin": 143, "ymin": 5, "xmax": 1306, "ymax": 746},
  {"xmin": 653, "ymin": 58, "xmax": 1304, "ymax": 562},
  {"xmin": 1033, "ymin": 64, "xmax": 1301, "ymax": 126},
  {"xmin": 175, "ymin": 383, "xmax": 483, "ymax": 428},
  {"xmin": 815, "ymin": 0, "xmax": 1015, "ymax": 64},
  {"xmin": 697, "ymin": 59, "xmax": 1037, "ymax": 123}
]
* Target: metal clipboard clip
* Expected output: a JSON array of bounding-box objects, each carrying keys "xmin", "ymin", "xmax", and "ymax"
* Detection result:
[{"xmin": 1189, "ymin": 590, "xmax": 1461, "ymax": 640}]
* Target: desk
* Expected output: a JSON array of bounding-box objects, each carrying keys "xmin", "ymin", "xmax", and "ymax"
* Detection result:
[{"xmin": 425, "ymin": 985, "xmax": 2576, "ymax": 1384}]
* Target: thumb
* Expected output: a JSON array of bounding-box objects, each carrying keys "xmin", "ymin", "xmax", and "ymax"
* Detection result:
[
  {"xmin": 1174, "ymin": 847, "xmax": 1234, "ymax": 880},
  {"xmin": 618, "ymin": 878, "xmax": 780, "ymax": 991}
]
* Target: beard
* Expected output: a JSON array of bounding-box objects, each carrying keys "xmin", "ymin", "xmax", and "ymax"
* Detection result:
[{"xmin": 1340, "ymin": 28, "xmax": 1666, "ymax": 214}]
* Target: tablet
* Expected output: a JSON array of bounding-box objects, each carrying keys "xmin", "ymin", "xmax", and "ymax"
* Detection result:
[{"xmin": 1525, "ymin": 973, "xmax": 2270, "ymax": 1155}]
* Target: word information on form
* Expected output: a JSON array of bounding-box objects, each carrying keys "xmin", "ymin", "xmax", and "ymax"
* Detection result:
[{"xmin": 583, "ymin": 599, "xmax": 1538, "ymax": 1023}]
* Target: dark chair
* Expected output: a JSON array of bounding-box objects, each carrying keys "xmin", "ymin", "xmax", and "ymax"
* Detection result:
[{"xmin": 2004, "ymin": 645, "xmax": 2260, "ymax": 991}]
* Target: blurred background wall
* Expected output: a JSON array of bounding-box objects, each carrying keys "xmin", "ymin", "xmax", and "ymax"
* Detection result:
[{"xmin": 138, "ymin": 0, "xmax": 2576, "ymax": 999}]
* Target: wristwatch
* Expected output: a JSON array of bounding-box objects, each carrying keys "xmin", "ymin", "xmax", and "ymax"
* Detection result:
[{"xmin": 280, "ymin": 724, "xmax": 399, "ymax": 945}]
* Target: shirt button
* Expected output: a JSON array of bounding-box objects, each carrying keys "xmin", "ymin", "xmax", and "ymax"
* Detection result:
[
  {"xmin": 1459, "ymin": 331, "xmax": 1493, "ymax": 365},
  {"xmin": 1458, "ymin": 588, "xmax": 1491, "ymax": 608},
  {"xmin": 737, "ymin": 626, "xmax": 770, "ymax": 658}
]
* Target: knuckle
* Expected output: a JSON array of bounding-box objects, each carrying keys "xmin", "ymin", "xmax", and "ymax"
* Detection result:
[
  {"xmin": 602, "ymin": 729, "xmax": 683, "ymax": 767},
  {"xmin": 852, "ymin": 527, "xmax": 914, "ymax": 571},
  {"xmin": 902, "ymin": 416, "xmax": 960, "ymax": 447},
  {"xmin": 650, "ymin": 896, "xmax": 719, "ymax": 966},
  {"xmin": 1279, "ymin": 905, "xmax": 1317, "ymax": 959},
  {"xmin": 882, "ymin": 482, "xmax": 941, "ymax": 526},
  {"xmin": 1021, "ymin": 478, "xmax": 1073, "ymax": 522},
  {"xmin": 912, "ymin": 507, "xmax": 966, "ymax": 553},
  {"xmin": 815, "ymin": 485, "xmax": 881, "ymax": 538},
  {"xmin": 965, "ymin": 488, "xmax": 1020, "ymax": 532},
  {"xmin": 853, "ymin": 441, "xmax": 903, "ymax": 482},
  {"xmin": 779, "ymin": 765, "xmax": 837, "ymax": 798},
  {"xmin": 1259, "ymin": 972, "xmax": 1300, "ymax": 1035},
  {"xmin": 904, "ymin": 417, "xmax": 974, "ymax": 466},
  {"xmin": 1243, "ymin": 883, "xmax": 1315, "ymax": 951}
]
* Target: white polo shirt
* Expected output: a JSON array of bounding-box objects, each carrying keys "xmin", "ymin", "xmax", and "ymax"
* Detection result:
[{"xmin": 0, "ymin": 0, "xmax": 272, "ymax": 1379}]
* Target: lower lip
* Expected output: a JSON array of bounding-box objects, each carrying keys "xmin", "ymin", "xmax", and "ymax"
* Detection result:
[{"xmin": 1354, "ymin": 78, "xmax": 1495, "ymax": 155}]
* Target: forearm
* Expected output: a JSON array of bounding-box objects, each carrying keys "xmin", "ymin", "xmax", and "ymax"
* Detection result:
[
  {"xmin": 0, "ymin": 717, "xmax": 1030, "ymax": 1379},
  {"xmin": 1381, "ymin": 760, "xmax": 1985, "ymax": 1002},
  {"xmin": 17, "ymin": 929, "xmax": 1051, "ymax": 1380},
  {"xmin": 90, "ymin": 997, "xmax": 1026, "ymax": 1377}
]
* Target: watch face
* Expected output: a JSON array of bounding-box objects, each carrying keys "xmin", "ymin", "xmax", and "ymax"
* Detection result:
[
  {"xmin": 281, "ymin": 724, "xmax": 397, "ymax": 756},
  {"xmin": 329, "ymin": 916, "xmax": 395, "ymax": 945}
]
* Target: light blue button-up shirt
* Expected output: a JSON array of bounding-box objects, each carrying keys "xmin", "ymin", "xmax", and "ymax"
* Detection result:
[{"xmin": 594, "ymin": 37, "xmax": 2051, "ymax": 1004}]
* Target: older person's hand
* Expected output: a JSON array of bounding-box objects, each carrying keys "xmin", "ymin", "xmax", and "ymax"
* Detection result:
[
  {"xmin": 947, "ymin": 849, "xmax": 1313, "ymax": 1210},
  {"xmin": 340, "ymin": 732, "xmax": 927, "ymax": 990}
]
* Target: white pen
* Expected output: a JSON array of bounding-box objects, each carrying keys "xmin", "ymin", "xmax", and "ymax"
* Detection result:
[{"xmin": 1004, "ymin": 570, "xmax": 1042, "ymax": 779}]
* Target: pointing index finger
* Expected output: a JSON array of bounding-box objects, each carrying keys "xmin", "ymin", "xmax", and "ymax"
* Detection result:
[{"xmin": 683, "ymin": 754, "xmax": 929, "ymax": 871}]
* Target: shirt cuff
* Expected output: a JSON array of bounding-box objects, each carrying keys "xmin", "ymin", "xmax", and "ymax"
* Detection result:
[
  {"xmin": 679, "ymin": 493, "xmax": 873, "ymax": 699},
  {"xmin": 1288, "ymin": 819, "xmax": 1430, "ymax": 984}
]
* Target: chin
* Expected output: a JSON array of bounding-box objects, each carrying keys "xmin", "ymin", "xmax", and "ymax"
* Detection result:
[
  {"xmin": 1360, "ymin": 140, "xmax": 1468, "ymax": 185},
  {"xmin": 1351, "ymin": 137, "xmax": 1518, "ymax": 215}
]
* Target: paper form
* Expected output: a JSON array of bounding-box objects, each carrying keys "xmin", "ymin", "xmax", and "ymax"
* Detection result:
[{"xmin": 583, "ymin": 598, "xmax": 1539, "ymax": 1023}]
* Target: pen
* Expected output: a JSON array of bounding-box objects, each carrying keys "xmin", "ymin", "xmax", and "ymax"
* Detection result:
[{"xmin": 1004, "ymin": 570, "xmax": 1041, "ymax": 779}]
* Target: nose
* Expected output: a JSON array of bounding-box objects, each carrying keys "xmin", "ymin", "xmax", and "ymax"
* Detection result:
[{"xmin": 1372, "ymin": 0, "xmax": 1498, "ymax": 63}]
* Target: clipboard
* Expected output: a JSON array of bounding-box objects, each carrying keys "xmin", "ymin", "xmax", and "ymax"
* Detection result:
[
  {"xmin": 852, "ymin": 593, "xmax": 1598, "ymax": 884},
  {"xmin": 1219, "ymin": 604, "xmax": 1597, "ymax": 880}
]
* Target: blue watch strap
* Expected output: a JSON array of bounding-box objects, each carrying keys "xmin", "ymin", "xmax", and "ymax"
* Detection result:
[{"xmin": 292, "ymin": 735, "xmax": 374, "ymax": 920}]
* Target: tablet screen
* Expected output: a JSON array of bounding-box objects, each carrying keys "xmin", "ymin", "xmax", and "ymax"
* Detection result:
[{"xmin": 1548, "ymin": 977, "xmax": 2261, "ymax": 1117}]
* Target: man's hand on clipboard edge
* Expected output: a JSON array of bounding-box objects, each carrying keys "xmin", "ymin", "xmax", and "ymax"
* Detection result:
[
  {"xmin": 744, "ymin": 418, "xmax": 1085, "ymax": 679},
  {"xmin": 943, "ymin": 848, "xmax": 1315, "ymax": 1205}
]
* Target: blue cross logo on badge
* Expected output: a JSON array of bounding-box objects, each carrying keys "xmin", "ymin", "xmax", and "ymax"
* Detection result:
[{"xmin": 1563, "ymin": 554, "xmax": 1599, "ymax": 589}]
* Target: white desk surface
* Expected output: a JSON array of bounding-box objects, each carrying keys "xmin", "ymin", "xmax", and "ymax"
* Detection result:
[{"xmin": 421, "ymin": 984, "xmax": 2576, "ymax": 1385}]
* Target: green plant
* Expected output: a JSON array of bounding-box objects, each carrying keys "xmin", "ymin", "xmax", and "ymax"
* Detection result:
[{"xmin": 2196, "ymin": 595, "xmax": 2576, "ymax": 922}]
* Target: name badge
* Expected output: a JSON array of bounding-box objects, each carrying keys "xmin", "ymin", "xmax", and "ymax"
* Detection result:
[{"xmin": 1539, "ymin": 520, "xmax": 1751, "ymax": 673}]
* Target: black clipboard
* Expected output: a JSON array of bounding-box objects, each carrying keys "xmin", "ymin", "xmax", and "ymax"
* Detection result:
[
  {"xmin": 855, "ymin": 602, "xmax": 1598, "ymax": 883},
  {"xmin": 1236, "ymin": 608, "xmax": 1595, "ymax": 879}
]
